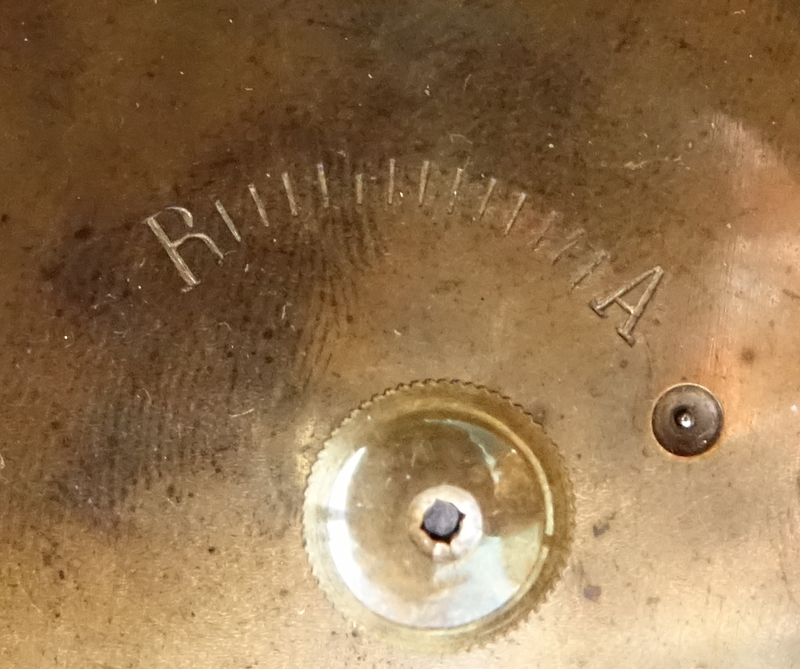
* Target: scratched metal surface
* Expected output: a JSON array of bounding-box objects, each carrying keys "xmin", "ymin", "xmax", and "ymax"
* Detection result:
[{"xmin": 1, "ymin": 0, "xmax": 800, "ymax": 667}]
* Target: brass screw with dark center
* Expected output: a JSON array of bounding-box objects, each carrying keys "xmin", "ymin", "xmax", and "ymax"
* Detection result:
[{"xmin": 652, "ymin": 384, "xmax": 723, "ymax": 457}]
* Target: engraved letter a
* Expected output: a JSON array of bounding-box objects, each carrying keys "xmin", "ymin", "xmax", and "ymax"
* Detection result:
[{"xmin": 590, "ymin": 266, "xmax": 664, "ymax": 346}]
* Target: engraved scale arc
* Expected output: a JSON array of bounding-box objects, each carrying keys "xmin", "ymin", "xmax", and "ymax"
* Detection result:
[{"xmin": 141, "ymin": 154, "xmax": 663, "ymax": 352}]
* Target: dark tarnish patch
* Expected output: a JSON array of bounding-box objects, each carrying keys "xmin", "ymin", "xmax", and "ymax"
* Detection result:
[
  {"xmin": 0, "ymin": 0, "xmax": 605, "ymax": 536},
  {"xmin": 22, "ymin": 151, "xmax": 377, "ymax": 531}
]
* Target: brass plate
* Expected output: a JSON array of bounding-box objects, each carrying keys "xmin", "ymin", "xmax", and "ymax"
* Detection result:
[{"xmin": 1, "ymin": 1, "xmax": 800, "ymax": 667}]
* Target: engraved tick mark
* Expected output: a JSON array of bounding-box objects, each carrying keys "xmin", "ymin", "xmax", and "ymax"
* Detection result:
[
  {"xmin": 552, "ymin": 229, "xmax": 585, "ymax": 264},
  {"xmin": 282, "ymin": 172, "xmax": 299, "ymax": 217},
  {"xmin": 532, "ymin": 211, "xmax": 559, "ymax": 249},
  {"xmin": 355, "ymin": 173, "xmax": 364, "ymax": 205},
  {"xmin": 387, "ymin": 158, "xmax": 396, "ymax": 205},
  {"xmin": 478, "ymin": 178, "xmax": 497, "ymax": 219},
  {"xmin": 316, "ymin": 163, "xmax": 330, "ymax": 209},
  {"xmin": 447, "ymin": 167, "xmax": 465, "ymax": 214},
  {"xmin": 214, "ymin": 200, "xmax": 242, "ymax": 243},
  {"xmin": 504, "ymin": 193, "xmax": 527, "ymax": 235},
  {"xmin": 419, "ymin": 160, "xmax": 430, "ymax": 206},
  {"xmin": 571, "ymin": 250, "xmax": 609, "ymax": 289},
  {"xmin": 247, "ymin": 184, "xmax": 270, "ymax": 228}
]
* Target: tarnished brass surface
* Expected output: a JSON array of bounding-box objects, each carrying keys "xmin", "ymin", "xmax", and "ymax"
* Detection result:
[{"xmin": 1, "ymin": 0, "xmax": 800, "ymax": 667}]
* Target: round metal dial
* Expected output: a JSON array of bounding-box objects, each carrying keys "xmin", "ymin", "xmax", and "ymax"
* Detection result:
[{"xmin": 303, "ymin": 381, "xmax": 572, "ymax": 651}]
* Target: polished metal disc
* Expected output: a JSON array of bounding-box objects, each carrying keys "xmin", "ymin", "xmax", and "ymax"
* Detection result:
[{"xmin": 303, "ymin": 381, "xmax": 572, "ymax": 651}]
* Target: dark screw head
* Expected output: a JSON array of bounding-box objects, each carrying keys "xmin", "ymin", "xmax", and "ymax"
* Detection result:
[
  {"xmin": 421, "ymin": 499, "xmax": 464, "ymax": 543},
  {"xmin": 652, "ymin": 384, "xmax": 723, "ymax": 457}
]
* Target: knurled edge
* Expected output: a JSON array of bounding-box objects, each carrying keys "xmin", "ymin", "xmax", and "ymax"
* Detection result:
[{"xmin": 302, "ymin": 379, "xmax": 575, "ymax": 654}]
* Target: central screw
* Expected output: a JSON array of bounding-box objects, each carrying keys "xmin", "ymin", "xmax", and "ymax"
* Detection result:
[{"xmin": 421, "ymin": 499, "xmax": 464, "ymax": 544}]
